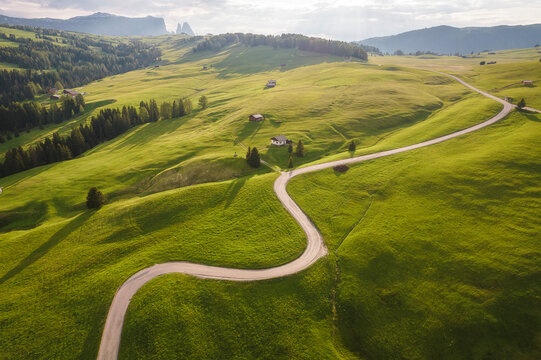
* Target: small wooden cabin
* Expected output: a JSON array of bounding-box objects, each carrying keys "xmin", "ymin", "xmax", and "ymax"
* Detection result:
[
  {"xmin": 522, "ymin": 80, "xmax": 534, "ymax": 86},
  {"xmin": 249, "ymin": 114, "xmax": 264, "ymax": 122},
  {"xmin": 270, "ymin": 135, "xmax": 291, "ymax": 146},
  {"xmin": 266, "ymin": 80, "xmax": 277, "ymax": 88}
]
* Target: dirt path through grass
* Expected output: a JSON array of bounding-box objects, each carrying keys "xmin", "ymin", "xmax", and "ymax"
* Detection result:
[{"xmin": 97, "ymin": 70, "xmax": 516, "ymax": 360}]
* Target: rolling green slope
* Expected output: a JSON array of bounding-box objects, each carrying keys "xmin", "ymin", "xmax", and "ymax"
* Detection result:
[
  {"xmin": 0, "ymin": 39, "xmax": 540, "ymax": 360},
  {"xmin": 370, "ymin": 47, "xmax": 541, "ymax": 109},
  {"xmin": 120, "ymin": 110, "xmax": 541, "ymax": 360},
  {"xmin": 0, "ymin": 173, "xmax": 307, "ymax": 359}
]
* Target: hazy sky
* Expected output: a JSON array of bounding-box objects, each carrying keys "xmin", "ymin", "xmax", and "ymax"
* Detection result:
[{"xmin": 1, "ymin": 0, "xmax": 540, "ymax": 40}]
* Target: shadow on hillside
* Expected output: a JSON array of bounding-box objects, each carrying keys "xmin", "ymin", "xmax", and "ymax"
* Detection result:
[
  {"xmin": 0, "ymin": 211, "xmax": 92, "ymax": 286},
  {"xmin": 236, "ymin": 120, "xmax": 263, "ymax": 143},
  {"xmin": 522, "ymin": 111, "xmax": 541, "ymax": 122},
  {"xmin": 100, "ymin": 115, "xmax": 193, "ymax": 153},
  {"xmin": 0, "ymin": 201, "xmax": 48, "ymax": 233},
  {"xmin": 223, "ymin": 176, "xmax": 248, "ymax": 209}
]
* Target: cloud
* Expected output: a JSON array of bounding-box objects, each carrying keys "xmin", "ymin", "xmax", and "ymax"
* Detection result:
[{"xmin": 0, "ymin": 0, "xmax": 540, "ymax": 39}]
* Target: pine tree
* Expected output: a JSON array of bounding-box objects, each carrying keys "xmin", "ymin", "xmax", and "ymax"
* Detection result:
[
  {"xmin": 139, "ymin": 107, "xmax": 150, "ymax": 123},
  {"xmin": 86, "ymin": 187, "xmax": 106, "ymax": 209},
  {"xmin": 75, "ymin": 94, "xmax": 85, "ymax": 108},
  {"xmin": 104, "ymin": 119, "xmax": 114, "ymax": 138},
  {"xmin": 348, "ymin": 140, "xmax": 356, "ymax": 152},
  {"xmin": 172, "ymin": 101, "xmax": 178, "ymax": 118},
  {"xmin": 248, "ymin": 147, "xmax": 261, "ymax": 168},
  {"xmin": 183, "ymin": 98, "xmax": 193, "ymax": 115},
  {"xmin": 160, "ymin": 102, "xmax": 172, "ymax": 119},
  {"xmin": 295, "ymin": 140, "xmax": 304, "ymax": 157},
  {"xmin": 246, "ymin": 146, "xmax": 251, "ymax": 161},
  {"xmin": 13, "ymin": 151, "xmax": 25, "ymax": 173},
  {"xmin": 288, "ymin": 143, "xmax": 293, "ymax": 154},
  {"xmin": 177, "ymin": 99, "xmax": 186, "ymax": 117},
  {"xmin": 198, "ymin": 95, "xmax": 208, "ymax": 109},
  {"xmin": 149, "ymin": 99, "xmax": 160, "ymax": 122},
  {"xmin": 517, "ymin": 98, "xmax": 526, "ymax": 109},
  {"xmin": 70, "ymin": 127, "xmax": 86, "ymax": 156},
  {"xmin": 287, "ymin": 156, "xmax": 293, "ymax": 168}
]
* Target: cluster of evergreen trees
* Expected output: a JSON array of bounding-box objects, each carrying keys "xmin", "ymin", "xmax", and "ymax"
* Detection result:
[
  {"xmin": 355, "ymin": 43, "xmax": 382, "ymax": 55},
  {"xmin": 0, "ymin": 26, "xmax": 161, "ymax": 104},
  {"xmin": 193, "ymin": 33, "xmax": 368, "ymax": 60},
  {"xmin": 0, "ymin": 97, "xmax": 195, "ymax": 178},
  {"xmin": 245, "ymin": 147, "xmax": 261, "ymax": 168},
  {"xmin": 286, "ymin": 140, "xmax": 305, "ymax": 168},
  {"xmin": 0, "ymin": 95, "xmax": 85, "ymax": 137}
]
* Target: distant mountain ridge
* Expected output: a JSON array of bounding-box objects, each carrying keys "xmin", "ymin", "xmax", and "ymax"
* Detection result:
[
  {"xmin": 358, "ymin": 24, "xmax": 541, "ymax": 54},
  {"xmin": 0, "ymin": 12, "xmax": 168, "ymax": 36}
]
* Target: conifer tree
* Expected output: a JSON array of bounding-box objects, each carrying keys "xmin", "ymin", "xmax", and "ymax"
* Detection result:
[
  {"xmin": 160, "ymin": 102, "xmax": 172, "ymax": 119},
  {"xmin": 198, "ymin": 95, "xmax": 208, "ymax": 109},
  {"xmin": 295, "ymin": 139, "xmax": 304, "ymax": 157},
  {"xmin": 348, "ymin": 140, "xmax": 356, "ymax": 152},
  {"xmin": 172, "ymin": 101, "xmax": 178, "ymax": 118},
  {"xmin": 183, "ymin": 98, "xmax": 193, "ymax": 115},
  {"xmin": 149, "ymin": 99, "xmax": 160, "ymax": 122},
  {"xmin": 86, "ymin": 187, "xmax": 105, "ymax": 209},
  {"xmin": 248, "ymin": 147, "xmax": 261, "ymax": 168},
  {"xmin": 246, "ymin": 146, "xmax": 251, "ymax": 162},
  {"xmin": 177, "ymin": 99, "xmax": 186, "ymax": 117},
  {"xmin": 288, "ymin": 143, "xmax": 293, "ymax": 154},
  {"xmin": 517, "ymin": 98, "xmax": 526, "ymax": 109},
  {"xmin": 287, "ymin": 156, "xmax": 293, "ymax": 168},
  {"xmin": 139, "ymin": 107, "xmax": 150, "ymax": 123},
  {"xmin": 75, "ymin": 94, "xmax": 85, "ymax": 108}
]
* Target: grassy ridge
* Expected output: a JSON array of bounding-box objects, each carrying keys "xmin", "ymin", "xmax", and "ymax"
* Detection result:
[
  {"xmin": 460, "ymin": 61, "xmax": 541, "ymax": 109},
  {"xmin": 1, "ymin": 45, "xmax": 483, "ymax": 218},
  {"xmin": 121, "ymin": 110, "xmax": 541, "ymax": 359},
  {"xmin": 370, "ymin": 48, "xmax": 541, "ymax": 109},
  {"xmin": 290, "ymin": 110, "xmax": 541, "ymax": 358},
  {"xmin": 0, "ymin": 41, "xmax": 539, "ymax": 359},
  {"xmin": 0, "ymin": 173, "xmax": 306, "ymax": 359}
]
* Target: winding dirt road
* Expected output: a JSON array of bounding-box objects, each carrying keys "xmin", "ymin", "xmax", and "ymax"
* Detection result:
[{"xmin": 97, "ymin": 71, "xmax": 515, "ymax": 360}]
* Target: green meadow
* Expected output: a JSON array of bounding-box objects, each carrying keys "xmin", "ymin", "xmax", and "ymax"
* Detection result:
[
  {"xmin": 121, "ymin": 110, "xmax": 541, "ymax": 360},
  {"xmin": 0, "ymin": 29, "xmax": 540, "ymax": 359},
  {"xmin": 371, "ymin": 47, "xmax": 541, "ymax": 109}
]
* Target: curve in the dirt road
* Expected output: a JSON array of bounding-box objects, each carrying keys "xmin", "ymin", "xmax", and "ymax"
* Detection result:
[{"xmin": 97, "ymin": 70, "xmax": 516, "ymax": 360}]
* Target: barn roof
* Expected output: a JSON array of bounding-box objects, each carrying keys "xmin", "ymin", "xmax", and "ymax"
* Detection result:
[{"xmin": 271, "ymin": 135, "xmax": 289, "ymax": 142}]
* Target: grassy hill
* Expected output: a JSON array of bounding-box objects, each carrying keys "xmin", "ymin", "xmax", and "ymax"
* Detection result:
[
  {"xmin": 120, "ymin": 109, "xmax": 541, "ymax": 360},
  {"xmin": 0, "ymin": 33, "xmax": 540, "ymax": 359},
  {"xmin": 370, "ymin": 48, "xmax": 541, "ymax": 108}
]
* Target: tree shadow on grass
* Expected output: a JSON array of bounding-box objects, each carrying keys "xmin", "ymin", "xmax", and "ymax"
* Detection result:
[
  {"xmin": 0, "ymin": 211, "xmax": 92, "ymax": 286},
  {"xmin": 522, "ymin": 111, "xmax": 541, "ymax": 122},
  {"xmin": 236, "ymin": 120, "xmax": 263, "ymax": 144},
  {"xmin": 223, "ymin": 176, "xmax": 248, "ymax": 210},
  {"xmin": 0, "ymin": 201, "xmax": 48, "ymax": 233}
]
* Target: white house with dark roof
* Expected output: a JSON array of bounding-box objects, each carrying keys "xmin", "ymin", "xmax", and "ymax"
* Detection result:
[{"xmin": 270, "ymin": 135, "xmax": 291, "ymax": 146}]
